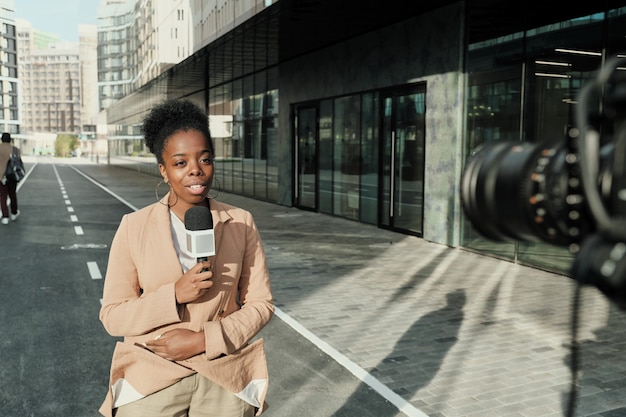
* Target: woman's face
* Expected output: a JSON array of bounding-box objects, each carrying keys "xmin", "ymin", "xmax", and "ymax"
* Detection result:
[{"xmin": 158, "ymin": 129, "xmax": 214, "ymax": 217}]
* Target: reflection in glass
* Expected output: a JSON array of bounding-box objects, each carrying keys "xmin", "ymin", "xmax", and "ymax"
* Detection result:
[
  {"xmin": 319, "ymin": 100, "xmax": 333, "ymax": 214},
  {"xmin": 360, "ymin": 92, "xmax": 378, "ymax": 225},
  {"xmin": 296, "ymin": 107, "xmax": 317, "ymax": 209},
  {"xmin": 381, "ymin": 87, "xmax": 425, "ymax": 236},
  {"xmin": 463, "ymin": 12, "xmax": 607, "ymax": 274},
  {"xmin": 333, "ymin": 96, "xmax": 360, "ymax": 220}
]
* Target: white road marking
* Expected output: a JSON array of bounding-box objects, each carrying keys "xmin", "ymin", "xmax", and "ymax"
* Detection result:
[
  {"xmin": 274, "ymin": 307, "xmax": 430, "ymax": 417},
  {"xmin": 87, "ymin": 261, "xmax": 102, "ymax": 280},
  {"xmin": 74, "ymin": 226, "xmax": 84, "ymax": 235},
  {"xmin": 70, "ymin": 166, "xmax": 139, "ymax": 211}
]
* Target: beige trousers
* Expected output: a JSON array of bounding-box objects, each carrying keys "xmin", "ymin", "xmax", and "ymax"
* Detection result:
[{"xmin": 114, "ymin": 374, "xmax": 255, "ymax": 417}]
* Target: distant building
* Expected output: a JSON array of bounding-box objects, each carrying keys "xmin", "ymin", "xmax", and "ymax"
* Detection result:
[
  {"xmin": 96, "ymin": 0, "xmax": 135, "ymax": 111},
  {"xmin": 16, "ymin": 20, "xmax": 99, "ymax": 144},
  {"xmin": 0, "ymin": 0, "xmax": 19, "ymax": 135},
  {"xmin": 97, "ymin": 0, "xmax": 192, "ymax": 111},
  {"xmin": 79, "ymin": 24, "xmax": 99, "ymax": 131}
]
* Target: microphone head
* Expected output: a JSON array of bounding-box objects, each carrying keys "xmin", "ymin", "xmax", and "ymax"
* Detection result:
[{"xmin": 184, "ymin": 205, "xmax": 213, "ymax": 231}]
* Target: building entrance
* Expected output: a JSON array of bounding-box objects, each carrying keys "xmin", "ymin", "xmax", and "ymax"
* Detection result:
[{"xmin": 293, "ymin": 85, "xmax": 425, "ymax": 236}]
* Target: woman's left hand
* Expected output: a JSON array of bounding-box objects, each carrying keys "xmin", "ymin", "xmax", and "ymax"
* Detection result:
[{"xmin": 144, "ymin": 329, "xmax": 205, "ymax": 361}]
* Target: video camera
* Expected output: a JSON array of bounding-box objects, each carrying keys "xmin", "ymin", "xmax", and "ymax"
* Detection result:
[{"xmin": 461, "ymin": 57, "xmax": 626, "ymax": 307}]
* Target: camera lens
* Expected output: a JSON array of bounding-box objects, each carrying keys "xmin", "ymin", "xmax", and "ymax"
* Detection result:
[{"xmin": 461, "ymin": 141, "xmax": 580, "ymax": 246}]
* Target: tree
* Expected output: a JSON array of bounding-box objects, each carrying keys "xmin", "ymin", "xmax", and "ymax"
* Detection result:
[{"xmin": 55, "ymin": 134, "xmax": 79, "ymax": 157}]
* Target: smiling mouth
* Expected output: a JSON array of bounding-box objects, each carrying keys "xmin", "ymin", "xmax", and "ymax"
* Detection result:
[{"xmin": 188, "ymin": 184, "xmax": 207, "ymax": 194}]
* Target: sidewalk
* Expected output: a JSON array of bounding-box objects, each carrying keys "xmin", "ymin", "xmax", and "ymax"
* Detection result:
[
  {"xmin": 61, "ymin": 157, "xmax": 626, "ymax": 417},
  {"xmin": 223, "ymin": 194, "xmax": 626, "ymax": 417}
]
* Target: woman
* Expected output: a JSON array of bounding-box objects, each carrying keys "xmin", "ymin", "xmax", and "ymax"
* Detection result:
[
  {"xmin": 99, "ymin": 99, "xmax": 273, "ymax": 417},
  {"xmin": 0, "ymin": 132, "xmax": 21, "ymax": 224}
]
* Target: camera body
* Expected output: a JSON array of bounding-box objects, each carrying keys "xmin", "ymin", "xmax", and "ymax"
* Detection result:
[{"xmin": 461, "ymin": 58, "xmax": 626, "ymax": 306}]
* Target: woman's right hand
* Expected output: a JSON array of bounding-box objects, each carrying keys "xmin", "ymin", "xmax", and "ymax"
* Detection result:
[{"xmin": 174, "ymin": 261, "xmax": 213, "ymax": 304}]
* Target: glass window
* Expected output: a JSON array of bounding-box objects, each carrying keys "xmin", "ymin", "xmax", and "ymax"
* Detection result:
[
  {"xmin": 266, "ymin": 68, "xmax": 279, "ymax": 202},
  {"xmin": 517, "ymin": 14, "xmax": 603, "ymax": 272},
  {"xmin": 360, "ymin": 92, "xmax": 378, "ymax": 224},
  {"xmin": 241, "ymin": 76, "xmax": 254, "ymax": 195},
  {"xmin": 319, "ymin": 100, "xmax": 333, "ymax": 214},
  {"xmin": 206, "ymin": 70, "xmax": 278, "ymax": 203},
  {"xmin": 462, "ymin": 34, "xmax": 523, "ymax": 261},
  {"xmin": 607, "ymin": 7, "xmax": 626, "ymax": 57},
  {"xmin": 463, "ymin": 11, "xmax": 607, "ymax": 275},
  {"xmin": 333, "ymin": 95, "xmax": 360, "ymax": 220}
]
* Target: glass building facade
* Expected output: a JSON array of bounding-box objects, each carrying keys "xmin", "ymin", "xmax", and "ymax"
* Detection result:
[
  {"xmin": 463, "ymin": 6, "xmax": 626, "ymax": 274},
  {"xmin": 103, "ymin": 0, "xmax": 626, "ymax": 276},
  {"xmin": 97, "ymin": 0, "xmax": 137, "ymax": 112}
]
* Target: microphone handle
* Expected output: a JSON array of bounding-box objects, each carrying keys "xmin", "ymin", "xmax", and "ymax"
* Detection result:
[{"xmin": 197, "ymin": 256, "xmax": 209, "ymax": 272}]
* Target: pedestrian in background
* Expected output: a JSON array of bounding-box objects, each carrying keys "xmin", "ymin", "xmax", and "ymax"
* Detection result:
[
  {"xmin": 0, "ymin": 132, "xmax": 20, "ymax": 225},
  {"xmin": 99, "ymin": 99, "xmax": 274, "ymax": 417}
]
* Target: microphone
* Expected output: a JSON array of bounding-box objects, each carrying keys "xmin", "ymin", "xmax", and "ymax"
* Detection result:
[{"xmin": 184, "ymin": 205, "xmax": 215, "ymax": 271}]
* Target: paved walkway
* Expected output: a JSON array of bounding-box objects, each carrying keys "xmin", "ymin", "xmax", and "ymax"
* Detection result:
[
  {"xmin": 224, "ymin": 195, "xmax": 626, "ymax": 417},
  {"xmin": 49, "ymin": 157, "xmax": 626, "ymax": 417}
]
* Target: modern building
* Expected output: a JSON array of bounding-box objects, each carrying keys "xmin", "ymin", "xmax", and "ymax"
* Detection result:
[
  {"xmin": 16, "ymin": 20, "xmax": 99, "ymax": 154},
  {"xmin": 101, "ymin": 0, "xmax": 626, "ymax": 276},
  {"xmin": 135, "ymin": 0, "xmax": 192, "ymax": 87},
  {"xmin": 96, "ymin": 0, "xmax": 136, "ymax": 111},
  {"xmin": 97, "ymin": 0, "xmax": 192, "ymax": 111},
  {"xmin": 0, "ymin": 0, "xmax": 19, "ymax": 135},
  {"xmin": 191, "ymin": 0, "xmax": 273, "ymax": 53},
  {"xmin": 79, "ymin": 24, "xmax": 99, "ymax": 132}
]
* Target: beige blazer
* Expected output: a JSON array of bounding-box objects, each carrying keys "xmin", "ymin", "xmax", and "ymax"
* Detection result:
[{"xmin": 99, "ymin": 197, "xmax": 274, "ymax": 416}]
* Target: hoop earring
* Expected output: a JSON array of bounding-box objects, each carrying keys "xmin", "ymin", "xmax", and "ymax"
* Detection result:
[
  {"xmin": 168, "ymin": 191, "xmax": 179, "ymax": 208},
  {"xmin": 208, "ymin": 176, "xmax": 221, "ymax": 199},
  {"xmin": 155, "ymin": 181, "xmax": 179, "ymax": 208},
  {"xmin": 155, "ymin": 180, "xmax": 169, "ymax": 205}
]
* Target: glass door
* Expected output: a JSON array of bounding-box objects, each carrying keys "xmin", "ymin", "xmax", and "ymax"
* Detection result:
[
  {"xmin": 295, "ymin": 106, "xmax": 318, "ymax": 210},
  {"xmin": 380, "ymin": 85, "xmax": 426, "ymax": 235}
]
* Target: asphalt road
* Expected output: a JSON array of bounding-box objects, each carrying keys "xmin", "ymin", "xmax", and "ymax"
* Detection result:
[{"xmin": 0, "ymin": 159, "xmax": 403, "ymax": 417}]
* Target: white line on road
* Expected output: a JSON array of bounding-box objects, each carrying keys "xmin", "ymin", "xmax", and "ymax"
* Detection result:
[
  {"xmin": 274, "ymin": 307, "xmax": 430, "ymax": 417},
  {"xmin": 70, "ymin": 215, "xmax": 78, "ymax": 222},
  {"xmin": 70, "ymin": 166, "xmax": 140, "ymax": 212},
  {"xmin": 74, "ymin": 225, "xmax": 84, "ymax": 235},
  {"xmin": 87, "ymin": 261, "xmax": 102, "ymax": 280}
]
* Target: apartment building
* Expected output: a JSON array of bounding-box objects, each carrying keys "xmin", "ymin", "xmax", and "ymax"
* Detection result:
[
  {"xmin": 16, "ymin": 20, "xmax": 98, "ymax": 142},
  {"xmin": 97, "ymin": 0, "xmax": 192, "ymax": 112},
  {"xmin": 0, "ymin": 0, "xmax": 18, "ymax": 135},
  {"xmin": 96, "ymin": 0, "xmax": 135, "ymax": 111},
  {"xmin": 79, "ymin": 24, "xmax": 99, "ymax": 132}
]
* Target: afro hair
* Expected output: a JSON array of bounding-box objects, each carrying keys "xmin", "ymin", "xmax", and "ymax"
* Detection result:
[{"xmin": 141, "ymin": 99, "xmax": 213, "ymax": 164}]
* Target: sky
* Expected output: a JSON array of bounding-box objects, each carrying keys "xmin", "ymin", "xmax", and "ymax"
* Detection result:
[{"xmin": 14, "ymin": 0, "xmax": 102, "ymax": 42}]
